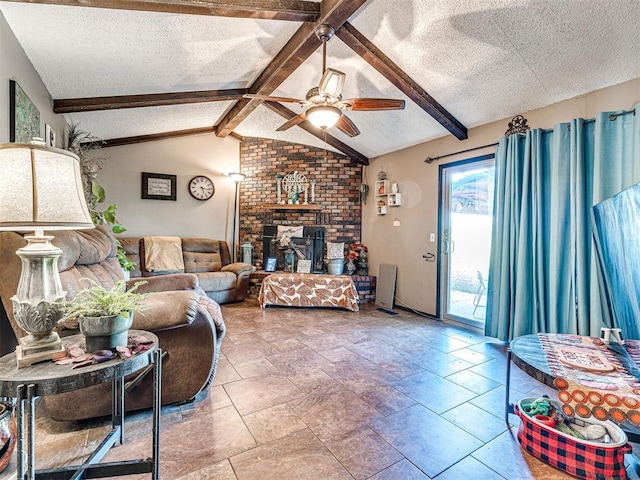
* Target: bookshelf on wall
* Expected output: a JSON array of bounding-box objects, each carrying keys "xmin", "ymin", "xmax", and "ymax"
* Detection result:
[{"xmin": 375, "ymin": 180, "xmax": 401, "ymax": 215}]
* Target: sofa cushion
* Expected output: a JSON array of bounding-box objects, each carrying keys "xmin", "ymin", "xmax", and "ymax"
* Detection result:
[
  {"xmin": 132, "ymin": 290, "xmax": 199, "ymax": 331},
  {"xmin": 55, "ymin": 226, "xmax": 116, "ymax": 272},
  {"xmin": 182, "ymin": 238, "xmax": 223, "ymax": 273},
  {"xmin": 119, "ymin": 237, "xmax": 142, "ymax": 278},
  {"xmin": 60, "ymin": 258, "xmax": 123, "ymax": 300},
  {"xmin": 196, "ymin": 271, "xmax": 237, "ymax": 292}
]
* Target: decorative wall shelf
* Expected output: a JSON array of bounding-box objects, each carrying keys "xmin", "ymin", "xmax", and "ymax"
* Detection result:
[
  {"xmin": 388, "ymin": 193, "xmax": 402, "ymax": 207},
  {"xmin": 375, "ymin": 180, "xmax": 402, "ymax": 214},
  {"xmin": 264, "ymin": 204, "xmax": 321, "ymax": 210},
  {"xmin": 375, "ymin": 180, "xmax": 389, "ymax": 196}
]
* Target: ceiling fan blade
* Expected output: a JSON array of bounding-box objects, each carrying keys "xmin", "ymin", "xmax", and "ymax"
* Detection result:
[
  {"xmin": 276, "ymin": 112, "xmax": 307, "ymax": 131},
  {"xmin": 339, "ymin": 98, "xmax": 406, "ymax": 111},
  {"xmin": 244, "ymin": 93, "xmax": 304, "ymax": 104},
  {"xmin": 335, "ymin": 114, "xmax": 360, "ymax": 137},
  {"xmin": 318, "ymin": 68, "xmax": 346, "ymax": 98}
]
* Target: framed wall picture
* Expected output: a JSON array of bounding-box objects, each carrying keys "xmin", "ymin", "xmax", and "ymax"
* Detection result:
[
  {"xmin": 10, "ymin": 80, "xmax": 40, "ymax": 143},
  {"xmin": 141, "ymin": 172, "xmax": 177, "ymax": 201},
  {"xmin": 45, "ymin": 124, "xmax": 56, "ymax": 147},
  {"xmin": 264, "ymin": 257, "xmax": 277, "ymax": 272}
]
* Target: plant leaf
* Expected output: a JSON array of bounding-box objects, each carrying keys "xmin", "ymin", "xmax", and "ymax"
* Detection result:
[{"xmin": 92, "ymin": 182, "xmax": 106, "ymax": 203}]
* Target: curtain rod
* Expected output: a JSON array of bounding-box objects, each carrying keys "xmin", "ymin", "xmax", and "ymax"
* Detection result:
[
  {"xmin": 424, "ymin": 143, "xmax": 498, "ymax": 164},
  {"xmin": 424, "ymin": 108, "xmax": 636, "ymax": 164}
]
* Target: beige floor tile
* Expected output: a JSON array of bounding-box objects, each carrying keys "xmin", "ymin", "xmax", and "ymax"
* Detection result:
[
  {"xmin": 323, "ymin": 426, "xmax": 402, "ymax": 480},
  {"xmin": 224, "ymin": 374, "xmax": 304, "ymax": 415},
  {"xmin": 288, "ymin": 385, "xmax": 383, "ymax": 439},
  {"xmin": 242, "ymin": 403, "xmax": 307, "ymax": 444},
  {"xmin": 230, "ymin": 429, "xmax": 352, "ymax": 480}
]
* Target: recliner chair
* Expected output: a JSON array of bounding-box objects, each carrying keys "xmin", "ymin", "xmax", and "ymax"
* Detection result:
[{"xmin": 0, "ymin": 226, "xmax": 225, "ymax": 421}]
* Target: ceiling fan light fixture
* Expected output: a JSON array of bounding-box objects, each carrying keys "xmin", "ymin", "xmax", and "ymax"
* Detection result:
[
  {"xmin": 307, "ymin": 105, "xmax": 341, "ymax": 130},
  {"xmin": 319, "ymin": 68, "xmax": 345, "ymax": 99}
]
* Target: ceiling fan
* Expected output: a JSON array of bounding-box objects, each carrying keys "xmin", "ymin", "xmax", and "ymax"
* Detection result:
[{"xmin": 244, "ymin": 24, "xmax": 405, "ymax": 137}]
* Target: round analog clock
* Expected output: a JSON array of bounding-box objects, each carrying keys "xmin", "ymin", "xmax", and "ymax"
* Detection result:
[{"xmin": 188, "ymin": 175, "xmax": 215, "ymax": 201}]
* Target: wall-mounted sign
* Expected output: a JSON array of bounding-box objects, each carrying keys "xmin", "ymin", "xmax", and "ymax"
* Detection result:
[{"xmin": 141, "ymin": 172, "xmax": 177, "ymax": 201}]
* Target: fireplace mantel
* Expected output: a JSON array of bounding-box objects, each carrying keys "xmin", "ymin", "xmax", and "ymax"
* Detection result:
[{"xmin": 264, "ymin": 204, "xmax": 321, "ymax": 210}]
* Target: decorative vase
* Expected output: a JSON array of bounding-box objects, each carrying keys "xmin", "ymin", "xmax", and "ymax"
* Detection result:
[
  {"xmin": 0, "ymin": 402, "xmax": 16, "ymax": 473},
  {"xmin": 327, "ymin": 258, "xmax": 344, "ymax": 275},
  {"xmin": 79, "ymin": 312, "xmax": 133, "ymax": 352},
  {"xmin": 346, "ymin": 260, "xmax": 356, "ymax": 276}
]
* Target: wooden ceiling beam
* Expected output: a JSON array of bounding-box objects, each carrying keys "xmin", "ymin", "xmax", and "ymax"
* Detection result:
[
  {"xmin": 337, "ymin": 22, "xmax": 468, "ymax": 140},
  {"xmin": 215, "ymin": 0, "xmax": 366, "ymax": 137},
  {"xmin": 3, "ymin": 0, "xmax": 320, "ymax": 22},
  {"xmin": 101, "ymin": 126, "xmax": 217, "ymax": 147},
  {"xmin": 264, "ymin": 101, "xmax": 369, "ymax": 165},
  {"xmin": 53, "ymin": 88, "xmax": 248, "ymax": 113}
]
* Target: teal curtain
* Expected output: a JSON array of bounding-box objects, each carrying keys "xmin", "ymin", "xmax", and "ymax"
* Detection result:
[{"xmin": 485, "ymin": 103, "xmax": 640, "ymax": 341}]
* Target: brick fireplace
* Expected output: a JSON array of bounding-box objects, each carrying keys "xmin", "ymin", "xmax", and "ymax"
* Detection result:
[{"xmin": 238, "ymin": 137, "xmax": 363, "ymax": 268}]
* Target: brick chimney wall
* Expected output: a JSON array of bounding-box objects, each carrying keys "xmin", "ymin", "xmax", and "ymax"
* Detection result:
[{"xmin": 238, "ymin": 137, "xmax": 363, "ymax": 267}]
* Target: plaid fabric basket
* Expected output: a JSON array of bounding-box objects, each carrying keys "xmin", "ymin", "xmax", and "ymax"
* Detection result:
[{"xmin": 515, "ymin": 398, "xmax": 632, "ymax": 480}]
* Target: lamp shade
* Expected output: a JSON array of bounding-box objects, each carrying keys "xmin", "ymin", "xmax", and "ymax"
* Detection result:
[
  {"xmin": 229, "ymin": 172, "xmax": 246, "ymax": 183},
  {"xmin": 306, "ymin": 105, "xmax": 341, "ymax": 129},
  {"xmin": 0, "ymin": 143, "xmax": 94, "ymax": 231}
]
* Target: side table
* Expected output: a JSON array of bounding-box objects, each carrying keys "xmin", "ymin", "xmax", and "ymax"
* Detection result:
[{"xmin": 0, "ymin": 330, "xmax": 162, "ymax": 480}]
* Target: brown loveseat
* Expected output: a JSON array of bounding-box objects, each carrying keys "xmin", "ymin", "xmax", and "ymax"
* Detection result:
[
  {"xmin": 0, "ymin": 226, "xmax": 225, "ymax": 421},
  {"xmin": 120, "ymin": 236, "xmax": 254, "ymax": 304}
]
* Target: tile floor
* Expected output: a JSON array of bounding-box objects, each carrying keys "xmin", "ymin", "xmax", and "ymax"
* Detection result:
[{"xmin": 0, "ymin": 301, "xmax": 635, "ymax": 479}]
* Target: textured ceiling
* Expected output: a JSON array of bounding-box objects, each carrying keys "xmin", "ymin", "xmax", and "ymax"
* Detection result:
[{"xmin": 1, "ymin": 0, "xmax": 639, "ymax": 160}]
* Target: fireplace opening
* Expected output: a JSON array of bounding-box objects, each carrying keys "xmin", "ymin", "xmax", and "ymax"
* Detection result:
[{"xmin": 262, "ymin": 225, "xmax": 326, "ymax": 273}]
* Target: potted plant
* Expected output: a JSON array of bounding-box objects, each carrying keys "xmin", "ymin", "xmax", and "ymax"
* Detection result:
[{"xmin": 63, "ymin": 280, "xmax": 148, "ymax": 352}]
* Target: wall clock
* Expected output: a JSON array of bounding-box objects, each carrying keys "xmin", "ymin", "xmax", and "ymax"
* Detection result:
[{"xmin": 188, "ymin": 175, "xmax": 215, "ymax": 201}]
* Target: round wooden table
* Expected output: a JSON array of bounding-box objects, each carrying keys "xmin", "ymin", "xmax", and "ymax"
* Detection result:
[
  {"xmin": 507, "ymin": 334, "xmax": 640, "ymax": 440},
  {"xmin": 510, "ymin": 334, "xmax": 558, "ymax": 388},
  {"xmin": 0, "ymin": 330, "xmax": 162, "ymax": 480}
]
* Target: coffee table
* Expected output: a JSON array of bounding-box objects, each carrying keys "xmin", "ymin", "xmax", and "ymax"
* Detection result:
[
  {"xmin": 0, "ymin": 330, "xmax": 162, "ymax": 480},
  {"xmin": 259, "ymin": 273, "xmax": 359, "ymax": 311}
]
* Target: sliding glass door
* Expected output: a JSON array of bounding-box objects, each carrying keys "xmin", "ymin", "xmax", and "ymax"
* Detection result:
[{"xmin": 440, "ymin": 157, "xmax": 494, "ymax": 328}]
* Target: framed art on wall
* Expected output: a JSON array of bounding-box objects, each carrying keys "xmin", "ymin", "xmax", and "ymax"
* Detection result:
[
  {"xmin": 141, "ymin": 172, "xmax": 177, "ymax": 201},
  {"xmin": 9, "ymin": 80, "xmax": 40, "ymax": 143},
  {"xmin": 45, "ymin": 124, "xmax": 56, "ymax": 147}
]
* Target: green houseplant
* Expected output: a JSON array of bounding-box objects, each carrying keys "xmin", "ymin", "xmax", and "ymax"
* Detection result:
[
  {"xmin": 66, "ymin": 123, "xmax": 135, "ymax": 273},
  {"xmin": 63, "ymin": 280, "xmax": 148, "ymax": 352}
]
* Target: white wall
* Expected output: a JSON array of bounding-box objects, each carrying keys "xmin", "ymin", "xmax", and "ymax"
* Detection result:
[
  {"xmin": 97, "ymin": 133, "xmax": 241, "ymax": 241},
  {"xmin": 363, "ymin": 78, "xmax": 640, "ymax": 317},
  {"xmin": 0, "ymin": 11, "xmax": 66, "ymax": 145}
]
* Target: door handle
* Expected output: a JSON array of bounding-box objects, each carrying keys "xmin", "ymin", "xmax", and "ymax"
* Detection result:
[
  {"xmin": 450, "ymin": 240, "xmax": 455, "ymax": 253},
  {"xmin": 443, "ymin": 240, "xmax": 449, "ymax": 254}
]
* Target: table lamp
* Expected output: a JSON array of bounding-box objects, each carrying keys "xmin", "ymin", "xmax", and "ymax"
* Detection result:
[{"xmin": 0, "ymin": 142, "xmax": 94, "ymax": 367}]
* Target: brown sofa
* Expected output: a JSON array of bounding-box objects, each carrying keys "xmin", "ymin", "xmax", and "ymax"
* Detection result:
[
  {"xmin": 0, "ymin": 226, "xmax": 225, "ymax": 421},
  {"xmin": 120, "ymin": 236, "xmax": 254, "ymax": 304}
]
